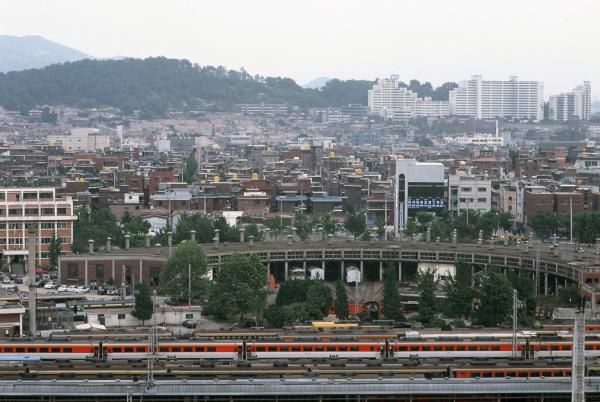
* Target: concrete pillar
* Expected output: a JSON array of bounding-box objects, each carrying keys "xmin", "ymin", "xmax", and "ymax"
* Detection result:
[
  {"xmin": 264, "ymin": 228, "xmax": 271, "ymax": 242},
  {"xmin": 88, "ymin": 239, "xmax": 95, "ymax": 255},
  {"xmin": 266, "ymin": 263, "xmax": 271, "ymax": 282},
  {"xmin": 84, "ymin": 258, "xmax": 88, "ymax": 286},
  {"xmin": 106, "ymin": 237, "xmax": 111, "ymax": 252},
  {"xmin": 287, "ymin": 234, "xmax": 293, "ymax": 245},
  {"xmin": 327, "ymin": 234, "xmax": 333, "ymax": 244},
  {"xmin": 341, "ymin": 260, "xmax": 345, "ymax": 281},
  {"xmin": 139, "ymin": 259, "xmax": 143, "ymax": 284},
  {"xmin": 477, "ymin": 230, "xmax": 483, "ymax": 246},
  {"xmin": 303, "ymin": 260, "xmax": 307, "ymax": 277},
  {"xmin": 190, "ymin": 230, "xmax": 196, "ymax": 243},
  {"xmin": 112, "ymin": 260, "xmax": 115, "ymax": 282},
  {"xmin": 214, "ymin": 229, "xmax": 220, "ymax": 244},
  {"xmin": 167, "ymin": 232, "xmax": 173, "ymax": 256},
  {"xmin": 555, "ymin": 276, "xmax": 559, "ymax": 297},
  {"xmin": 426, "ymin": 227, "xmax": 431, "ymax": 243},
  {"xmin": 504, "ymin": 237, "xmax": 509, "ymax": 247},
  {"xmin": 379, "ymin": 261, "xmax": 383, "ymax": 281},
  {"xmin": 284, "ymin": 261, "xmax": 289, "ymax": 281},
  {"xmin": 471, "ymin": 265, "xmax": 475, "ymax": 288},
  {"xmin": 544, "ymin": 273, "xmax": 548, "ymax": 296},
  {"xmin": 291, "ymin": 227, "xmax": 297, "ymax": 241},
  {"xmin": 239, "ymin": 228, "xmax": 245, "ymax": 243},
  {"xmin": 451, "ymin": 229, "xmax": 457, "ymax": 246},
  {"xmin": 360, "ymin": 260, "xmax": 364, "ymax": 281},
  {"xmin": 436, "ymin": 236, "xmax": 440, "ymax": 244},
  {"xmin": 145, "ymin": 236, "xmax": 150, "ymax": 248},
  {"xmin": 398, "ymin": 261, "xmax": 402, "ymax": 283},
  {"xmin": 124, "ymin": 234, "xmax": 131, "ymax": 250},
  {"xmin": 248, "ymin": 235, "xmax": 254, "ymax": 246},
  {"xmin": 27, "ymin": 228, "xmax": 37, "ymax": 338}
]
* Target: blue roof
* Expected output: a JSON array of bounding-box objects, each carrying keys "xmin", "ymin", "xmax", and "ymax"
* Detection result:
[
  {"xmin": 275, "ymin": 195, "xmax": 308, "ymax": 202},
  {"xmin": 310, "ymin": 196, "xmax": 342, "ymax": 203}
]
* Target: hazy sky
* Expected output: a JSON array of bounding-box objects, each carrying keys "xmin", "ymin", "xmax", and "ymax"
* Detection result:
[{"xmin": 3, "ymin": 0, "xmax": 599, "ymax": 97}]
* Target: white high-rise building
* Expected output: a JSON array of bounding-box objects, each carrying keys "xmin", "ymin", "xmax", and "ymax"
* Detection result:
[
  {"xmin": 449, "ymin": 75, "xmax": 544, "ymax": 122},
  {"xmin": 549, "ymin": 81, "xmax": 591, "ymax": 121},
  {"xmin": 368, "ymin": 76, "xmax": 449, "ymax": 121}
]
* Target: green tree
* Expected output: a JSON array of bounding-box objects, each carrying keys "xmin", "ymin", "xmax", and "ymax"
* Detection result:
[
  {"xmin": 72, "ymin": 206, "xmax": 122, "ymax": 253},
  {"xmin": 477, "ymin": 269, "xmax": 513, "ymax": 326},
  {"xmin": 205, "ymin": 254, "xmax": 267, "ymax": 322},
  {"xmin": 293, "ymin": 212, "xmax": 313, "ymax": 241},
  {"xmin": 48, "ymin": 231, "xmax": 62, "ymax": 270},
  {"xmin": 264, "ymin": 217, "xmax": 284, "ymax": 240},
  {"xmin": 404, "ymin": 218, "xmax": 418, "ymax": 237},
  {"xmin": 416, "ymin": 269, "xmax": 437, "ymax": 325},
  {"xmin": 344, "ymin": 211, "xmax": 367, "ymax": 239},
  {"xmin": 244, "ymin": 221, "xmax": 264, "ymax": 242},
  {"xmin": 182, "ymin": 152, "xmax": 198, "ymax": 184},
  {"xmin": 382, "ymin": 262, "xmax": 404, "ymax": 321},
  {"xmin": 121, "ymin": 213, "xmax": 151, "ymax": 247},
  {"xmin": 416, "ymin": 211, "xmax": 433, "ymax": 229},
  {"xmin": 173, "ymin": 213, "xmax": 213, "ymax": 244},
  {"xmin": 508, "ymin": 271, "xmax": 536, "ymax": 316},
  {"xmin": 573, "ymin": 212, "xmax": 600, "ymax": 244},
  {"xmin": 320, "ymin": 214, "xmax": 338, "ymax": 238},
  {"xmin": 334, "ymin": 280, "xmax": 349, "ymax": 319},
  {"xmin": 306, "ymin": 280, "xmax": 332, "ymax": 315},
  {"xmin": 443, "ymin": 261, "xmax": 475, "ymax": 319},
  {"xmin": 530, "ymin": 211, "xmax": 558, "ymax": 240},
  {"xmin": 132, "ymin": 283, "xmax": 153, "ymax": 324},
  {"xmin": 276, "ymin": 280, "xmax": 310, "ymax": 306},
  {"xmin": 375, "ymin": 219, "xmax": 385, "ymax": 240},
  {"xmin": 159, "ymin": 240, "xmax": 209, "ymax": 302}
]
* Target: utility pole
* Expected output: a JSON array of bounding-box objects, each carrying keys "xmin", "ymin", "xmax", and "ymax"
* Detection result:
[
  {"xmin": 512, "ymin": 289, "xmax": 517, "ymax": 358},
  {"xmin": 147, "ymin": 289, "xmax": 158, "ymax": 388},
  {"xmin": 188, "ymin": 263, "xmax": 192, "ymax": 306},
  {"xmin": 571, "ymin": 309, "xmax": 585, "ymax": 402},
  {"xmin": 535, "ymin": 241, "xmax": 540, "ymax": 297},
  {"xmin": 27, "ymin": 227, "xmax": 37, "ymax": 339},
  {"xmin": 570, "ymin": 197, "xmax": 574, "ymax": 244}
]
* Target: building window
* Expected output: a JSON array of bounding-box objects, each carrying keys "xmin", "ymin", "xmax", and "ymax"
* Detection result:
[
  {"xmin": 461, "ymin": 187, "xmax": 472, "ymax": 192},
  {"xmin": 8, "ymin": 208, "xmax": 22, "ymax": 216},
  {"xmin": 118, "ymin": 314, "xmax": 126, "ymax": 320},
  {"xmin": 41, "ymin": 208, "xmax": 54, "ymax": 215},
  {"xmin": 478, "ymin": 198, "xmax": 487, "ymax": 203},
  {"xmin": 0, "ymin": 223, "xmax": 5, "ymax": 229},
  {"xmin": 57, "ymin": 222, "xmax": 68, "ymax": 229},
  {"xmin": 41, "ymin": 223, "xmax": 55, "ymax": 230},
  {"xmin": 8, "ymin": 223, "xmax": 22, "ymax": 230},
  {"xmin": 185, "ymin": 313, "xmax": 194, "ymax": 319},
  {"xmin": 67, "ymin": 264, "xmax": 78, "ymax": 279},
  {"xmin": 56, "ymin": 208, "xmax": 67, "ymax": 215},
  {"xmin": 478, "ymin": 187, "xmax": 487, "ymax": 192},
  {"xmin": 96, "ymin": 265, "xmax": 104, "ymax": 280}
]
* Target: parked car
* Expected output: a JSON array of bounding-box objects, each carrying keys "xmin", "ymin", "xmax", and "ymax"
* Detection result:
[
  {"xmin": 44, "ymin": 281, "xmax": 57, "ymax": 289},
  {"xmin": 9, "ymin": 273, "xmax": 16, "ymax": 281},
  {"xmin": 57, "ymin": 285, "xmax": 68, "ymax": 292},
  {"xmin": 14, "ymin": 277, "xmax": 23, "ymax": 284},
  {"xmin": 49, "ymin": 271, "xmax": 59, "ymax": 280},
  {"xmin": 106, "ymin": 287, "xmax": 120, "ymax": 296},
  {"xmin": 66, "ymin": 285, "xmax": 77, "ymax": 293},
  {"xmin": 75, "ymin": 286, "xmax": 89, "ymax": 293},
  {"xmin": 2, "ymin": 277, "xmax": 11, "ymax": 284},
  {"xmin": 182, "ymin": 319, "xmax": 198, "ymax": 329}
]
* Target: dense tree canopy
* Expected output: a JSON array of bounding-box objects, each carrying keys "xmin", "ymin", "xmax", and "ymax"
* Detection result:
[
  {"xmin": 159, "ymin": 240, "xmax": 209, "ymax": 303},
  {"xmin": 382, "ymin": 262, "xmax": 404, "ymax": 321},
  {"xmin": 416, "ymin": 270, "xmax": 438, "ymax": 325},
  {"xmin": 477, "ymin": 270, "xmax": 513, "ymax": 326},
  {"xmin": 266, "ymin": 278, "xmax": 332, "ymax": 327},
  {"xmin": 443, "ymin": 261, "xmax": 475, "ymax": 319},
  {"xmin": 205, "ymin": 254, "xmax": 267, "ymax": 322},
  {"xmin": 0, "ymin": 57, "xmax": 457, "ymax": 117},
  {"xmin": 530, "ymin": 212, "xmax": 558, "ymax": 240}
]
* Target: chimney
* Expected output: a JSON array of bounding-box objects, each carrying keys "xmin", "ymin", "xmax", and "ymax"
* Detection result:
[
  {"xmin": 88, "ymin": 239, "xmax": 95, "ymax": 255},
  {"xmin": 239, "ymin": 228, "xmax": 245, "ymax": 243},
  {"xmin": 190, "ymin": 230, "xmax": 196, "ymax": 243},
  {"xmin": 264, "ymin": 228, "xmax": 271, "ymax": 242},
  {"xmin": 477, "ymin": 230, "xmax": 483, "ymax": 247},
  {"xmin": 287, "ymin": 234, "xmax": 293, "ymax": 245},
  {"xmin": 327, "ymin": 234, "xmax": 333, "ymax": 245},
  {"xmin": 145, "ymin": 236, "xmax": 150, "ymax": 248},
  {"xmin": 167, "ymin": 231, "xmax": 173, "ymax": 256},
  {"xmin": 248, "ymin": 235, "xmax": 254, "ymax": 247},
  {"xmin": 214, "ymin": 229, "xmax": 220, "ymax": 244},
  {"xmin": 426, "ymin": 227, "xmax": 431, "ymax": 243},
  {"xmin": 106, "ymin": 237, "xmax": 111, "ymax": 252},
  {"xmin": 451, "ymin": 229, "xmax": 457, "ymax": 246},
  {"xmin": 27, "ymin": 227, "xmax": 37, "ymax": 338},
  {"xmin": 124, "ymin": 234, "xmax": 131, "ymax": 250}
]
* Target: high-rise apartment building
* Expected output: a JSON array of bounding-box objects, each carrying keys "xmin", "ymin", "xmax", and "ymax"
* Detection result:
[
  {"xmin": 449, "ymin": 75, "xmax": 544, "ymax": 121},
  {"xmin": 0, "ymin": 188, "xmax": 76, "ymax": 273},
  {"xmin": 549, "ymin": 81, "xmax": 591, "ymax": 121},
  {"xmin": 368, "ymin": 76, "xmax": 449, "ymax": 121}
]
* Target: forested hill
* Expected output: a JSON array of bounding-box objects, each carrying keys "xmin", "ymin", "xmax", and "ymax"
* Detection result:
[{"xmin": 0, "ymin": 57, "xmax": 456, "ymax": 117}]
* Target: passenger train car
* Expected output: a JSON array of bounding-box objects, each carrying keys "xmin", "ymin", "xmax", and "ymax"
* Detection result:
[{"xmin": 0, "ymin": 338, "xmax": 598, "ymax": 361}]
